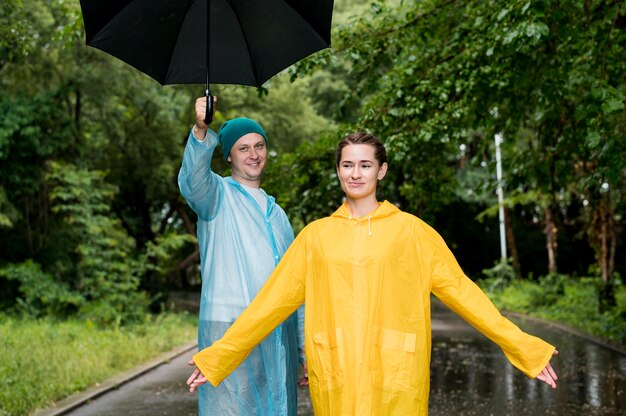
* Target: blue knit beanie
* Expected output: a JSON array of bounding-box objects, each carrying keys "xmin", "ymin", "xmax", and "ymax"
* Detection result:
[{"xmin": 217, "ymin": 118, "xmax": 267, "ymax": 161}]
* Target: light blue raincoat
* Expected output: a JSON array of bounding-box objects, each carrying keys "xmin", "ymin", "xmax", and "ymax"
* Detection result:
[{"xmin": 178, "ymin": 129, "xmax": 303, "ymax": 416}]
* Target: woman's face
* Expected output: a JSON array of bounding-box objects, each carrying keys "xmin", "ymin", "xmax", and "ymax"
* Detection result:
[{"xmin": 337, "ymin": 144, "xmax": 387, "ymax": 202}]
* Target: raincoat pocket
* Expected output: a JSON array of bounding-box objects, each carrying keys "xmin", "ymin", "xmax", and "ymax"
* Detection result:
[
  {"xmin": 310, "ymin": 328, "xmax": 345, "ymax": 391},
  {"xmin": 372, "ymin": 326, "xmax": 418, "ymax": 392}
]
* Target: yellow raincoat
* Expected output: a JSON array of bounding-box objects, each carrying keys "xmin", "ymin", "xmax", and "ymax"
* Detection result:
[{"xmin": 194, "ymin": 201, "xmax": 555, "ymax": 415}]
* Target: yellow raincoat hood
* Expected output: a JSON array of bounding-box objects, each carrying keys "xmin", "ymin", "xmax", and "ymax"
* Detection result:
[
  {"xmin": 329, "ymin": 199, "xmax": 396, "ymax": 235},
  {"xmin": 194, "ymin": 201, "xmax": 555, "ymax": 415}
]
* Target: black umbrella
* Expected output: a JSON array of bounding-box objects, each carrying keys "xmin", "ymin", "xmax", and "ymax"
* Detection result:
[{"xmin": 79, "ymin": 0, "xmax": 334, "ymax": 123}]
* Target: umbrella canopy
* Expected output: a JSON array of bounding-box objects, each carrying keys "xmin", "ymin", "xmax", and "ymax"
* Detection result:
[{"xmin": 79, "ymin": 0, "xmax": 334, "ymax": 88}]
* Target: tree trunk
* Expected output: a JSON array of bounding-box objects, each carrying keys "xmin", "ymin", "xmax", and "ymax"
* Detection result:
[
  {"xmin": 173, "ymin": 247, "xmax": 200, "ymax": 274},
  {"xmin": 24, "ymin": 196, "xmax": 33, "ymax": 256},
  {"xmin": 598, "ymin": 194, "xmax": 616, "ymax": 312},
  {"xmin": 75, "ymin": 88, "xmax": 81, "ymax": 129},
  {"xmin": 600, "ymin": 198, "xmax": 608, "ymax": 284},
  {"xmin": 174, "ymin": 205, "xmax": 200, "ymax": 285},
  {"xmin": 504, "ymin": 207, "xmax": 521, "ymax": 278},
  {"xmin": 543, "ymin": 206, "xmax": 558, "ymax": 274},
  {"xmin": 609, "ymin": 221, "xmax": 617, "ymax": 279}
]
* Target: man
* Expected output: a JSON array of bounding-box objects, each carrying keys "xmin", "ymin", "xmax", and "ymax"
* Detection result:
[{"xmin": 178, "ymin": 97, "xmax": 303, "ymax": 415}]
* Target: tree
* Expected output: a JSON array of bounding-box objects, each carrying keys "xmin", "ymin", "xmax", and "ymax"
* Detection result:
[
  {"xmin": 296, "ymin": 0, "xmax": 625, "ymax": 301},
  {"xmin": 46, "ymin": 161, "xmax": 148, "ymax": 324},
  {"xmin": 0, "ymin": 0, "xmax": 342, "ymax": 316},
  {"xmin": 0, "ymin": 0, "xmax": 33, "ymax": 69}
]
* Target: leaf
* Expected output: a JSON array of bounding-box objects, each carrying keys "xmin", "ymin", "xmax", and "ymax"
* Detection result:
[{"xmin": 585, "ymin": 131, "xmax": 601, "ymax": 149}]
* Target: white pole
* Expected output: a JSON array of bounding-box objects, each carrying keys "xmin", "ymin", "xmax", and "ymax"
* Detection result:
[{"xmin": 495, "ymin": 133, "xmax": 507, "ymax": 263}]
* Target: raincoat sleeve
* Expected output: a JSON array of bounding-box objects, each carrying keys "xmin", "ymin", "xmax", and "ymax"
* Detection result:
[
  {"xmin": 193, "ymin": 227, "xmax": 309, "ymax": 386},
  {"xmin": 424, "ymin": 223, "xmax": 555, "ymax": 379},
  {"xmin": 177, "ymin": 128, "xmax": 222, "ymax": 220}
]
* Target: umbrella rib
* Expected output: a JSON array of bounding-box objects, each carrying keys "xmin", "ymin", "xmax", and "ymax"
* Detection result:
[
  {"xmin": 279, "ymin": 0, "xmax": 331, "ymax": 47},
  {"xmin": 83, "ymin": 1, "xmax": 138, "ymax": 43},
  {"xmin": 164, "ymin": 0, "xmax": 198, "ymax": 84},
  {"xmin": 226, "ymin": 0, "xmax": 261, "ymax": 86}
]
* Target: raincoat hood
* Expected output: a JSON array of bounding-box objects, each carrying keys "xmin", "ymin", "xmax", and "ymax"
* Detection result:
[
  {"xmin": 330, "ymin": 201, "xmax": 399, "ymax": 237},
  {"xmin": 331, "ymin": 200, "xmax": 399, "ymax": 220}
]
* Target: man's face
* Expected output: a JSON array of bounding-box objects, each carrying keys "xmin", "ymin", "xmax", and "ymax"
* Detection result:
[{"xmin": 227, "ymin": 133, "xmax": 267, "ymax": 187}]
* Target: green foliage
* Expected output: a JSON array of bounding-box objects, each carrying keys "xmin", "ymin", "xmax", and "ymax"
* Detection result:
[
  {"xmin": 0, "ymin": 260, "xmax": 81, "ymax": 317},
  {"xmin": 207, "ymin": 76, "xmax": 334, "ymax": 153},
  {"xmin": 0, "ymin": 93, "xmax": 75, "ymax": 199},
  {"xmin": 46, "ymin": 161, "xmax": 148, "ymax": 324},
  {"xmin": 483, "ymin": 273, "xmax": 567, "ymax": 311},
  {"xmin": 0, "ymin": 187, "xmax": 19, "ymax": 228},
  {"xmin": 476, "ymin": 189, "xmax": 547, "ymax": 222},
  {"xmin": 139, "ymin": 232, "xmax": 200, "ymax": 297},
  {"xmin": 0, "ymin": 313, "xmax": 197, "ymax": 416},
  {"xmin": 141, "ymin": 232, "xmax": 198, "ymax": 275},
  {"xmin": 0, "ymin": 0, "xmax": 32, "ymax": 68},
  {"xmin": 333, "ymin": 0, "xmax": 375, "ymax": 24},
  {"xmin": 482, "ymin": 275, "xmax": 626, "ymax": 344},
  {"xmin": 481, "ymin": 260, "xmax": 517, "ymax": 292},
  {"xmin": 304, "ymin": 0, "xmax": 626, "ymax": 278},
  {"xmin": 264, "ymin": 132, "xmax": 345, "ymax": 231},
  {"xmin": 81, "ymin": 81, "xmax": 191, "ymax": 251}
]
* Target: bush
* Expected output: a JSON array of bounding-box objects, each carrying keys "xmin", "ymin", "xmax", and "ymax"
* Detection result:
[
  {"xmin": 480, "ymin": 260, "xmax": 517, "ymax": 292},
  {"xmin": 481, "ymin": 274, "xmax": 626, "ymax": 345},
  {"xmin": 0, "ymin": 260, "xmax": 82, "ymax": 317},
  {"xmin": 46, "ymin": 162, "xmax": 150, "ymax": 325}
]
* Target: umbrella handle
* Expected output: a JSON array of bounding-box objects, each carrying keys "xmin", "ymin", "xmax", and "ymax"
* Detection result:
[{"xmin": 204, "ymin": 91, "xmax": 214, "ymax": 125}]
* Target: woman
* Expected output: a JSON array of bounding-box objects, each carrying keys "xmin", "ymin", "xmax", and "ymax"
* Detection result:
[{"xmin": 187, "ymin": 132, "xmax": 558, "ymax": 415}]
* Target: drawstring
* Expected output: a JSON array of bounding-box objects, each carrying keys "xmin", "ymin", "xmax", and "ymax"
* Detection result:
[{"xmin": 346, "ymin": 211, "xmax": 372, "ymax": 236}]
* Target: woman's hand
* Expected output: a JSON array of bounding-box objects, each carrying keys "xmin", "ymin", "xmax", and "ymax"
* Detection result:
[
  {"xmin": 186, "ymin": 359, "xmax": 208, "ymax": 393},
  {"xmin": 535, "ymin": 350, "xmax": 559, "ymax": 389}
]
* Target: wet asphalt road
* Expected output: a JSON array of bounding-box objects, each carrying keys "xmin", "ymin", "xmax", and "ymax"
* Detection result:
[
  {"xmin": 63, "ymin": 301, "xmax": 625, "ymax": 415},
  {"xmin": 64, "ymin": 352, "xmax": 313, "ymax": 416},
  {"xmin": 427, "ymin": 303, "xmax": 625, "ymax": 416},
  {"xmin": 63, "ymin": 351, "xmax": 196, "ymax": 416}
]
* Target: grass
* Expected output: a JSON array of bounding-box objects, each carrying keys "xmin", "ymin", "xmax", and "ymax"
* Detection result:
[
  {"xmin": 0, "ymin": 312, "xmax": 197, "ymax": 416},
  {"xmin": 479, "ymin": 276, "xmax": 626, "ymax": 346}
]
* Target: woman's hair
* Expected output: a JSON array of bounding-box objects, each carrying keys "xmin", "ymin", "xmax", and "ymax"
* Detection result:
[{"xmin": 336, "ymin": 132, "xmax": 387, "ymax": 167}]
